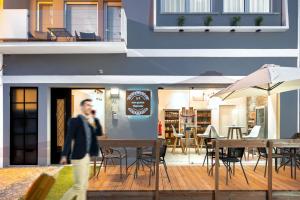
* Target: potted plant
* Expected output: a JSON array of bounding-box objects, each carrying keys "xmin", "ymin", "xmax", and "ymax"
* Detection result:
[
  {"xmin": 230, "ymin": 16, "xmax": 241, "ymax": 32},
  {"xmin": 203, "ymin": 16, "xmax": 213, "ymax": 32},
  {"xmin": 255, "ymin": 16, "xmax": 263, "ymax": 32},
  {"xmin": 177, "ymin": 16, "xmax": 185, "ymax": 32}
]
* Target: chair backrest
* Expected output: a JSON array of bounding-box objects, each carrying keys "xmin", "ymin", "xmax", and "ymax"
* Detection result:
[
  {"xmin": 24, "ymin": 173, "xmax": 55, "ymax": 200},
  {"xmin": 202, "ymin": 125, "xmax": 212, "ymax": 136},
  {"xmin": 257, "ymin": 147, "xmax": 267, "ymax": 155},
  {"xmin": 247, "ymin": 125, "xmax": 261, "ymax": 138},
  {"xmin": 171, "ymin": 125, "xmax": 178, "ymax": 137},
  {"xmin": 160, "ymin": 144, "xmax": 168, "ymax": 158},
  {"xmin": 210, "ymin": 125, "xmax": 221, "ymax": 138},
  {"xmin": 227, "ymin": 148, "xmax": 245, "ymax": 159}
]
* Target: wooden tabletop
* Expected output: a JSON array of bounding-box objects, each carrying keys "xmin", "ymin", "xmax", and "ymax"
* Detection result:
[{"xmin": 97, "ymin": 136, "xmax": 158, "ymax": 148}]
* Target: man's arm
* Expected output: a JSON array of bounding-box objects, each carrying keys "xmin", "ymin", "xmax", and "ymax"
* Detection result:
[
  {"xmin": 95, "ymin": 118, "xmax": 103, "ymax": 136},
  {"xmin": 61, "ymin": 118, "xmax": 77, "ymax": 158}
]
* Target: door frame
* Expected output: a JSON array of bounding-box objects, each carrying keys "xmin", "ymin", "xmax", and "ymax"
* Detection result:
[{"xmin": 50, "ymin": 88, "xmax": 72, "ymax": 164}]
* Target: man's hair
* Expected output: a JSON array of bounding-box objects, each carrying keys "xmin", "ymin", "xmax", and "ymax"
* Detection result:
[{"xmin": 80, "ymin": 99, "xmax": 92, "ymax": 106}]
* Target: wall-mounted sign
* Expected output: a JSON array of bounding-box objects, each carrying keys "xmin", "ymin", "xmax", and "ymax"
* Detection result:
[{"xmin": 126, "ymin": 90, "xmax": 151, "ymax": 115}]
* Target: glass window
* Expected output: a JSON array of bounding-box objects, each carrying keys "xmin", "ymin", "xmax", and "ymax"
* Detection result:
[
  {"xmin": 223, "ymin": 0, "xmax": 245, "ymax": 13},
  {"xmin": 188, "ymin": 0, "xmax": 211, "ymax": 12},
  {"xmin": 248, "ymin": 0, "xmax": 270, "ymax": 13},
  {"xmin": 161, "ymin": 0, "xmax": 186, "ymax": 13},
  {"xmin": 66, "ymin": 4, "xmax": 98, "ymax": 36},
  {"xmin": 10, "ymin": 88, "xmax": 38, "ymax": 165},
  {"xmin": 224, "ymin": 0, "xmax": 271, "ymax": 13},
  {"xmin": 37, "ymin": 3, "xmax": 53, "ymax": 32}
]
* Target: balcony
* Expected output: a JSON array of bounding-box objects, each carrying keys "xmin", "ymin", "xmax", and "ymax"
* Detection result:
[
  {"xmin": 0, "ymin": 0, "xmax": 127, "ymax": 54},
  {"xmin": 154, "ymin": 0, "xmax": 289, "ymax": 32}
]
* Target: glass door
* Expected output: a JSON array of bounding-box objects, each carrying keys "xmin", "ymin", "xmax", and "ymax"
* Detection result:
[
  {"xmin": 51, "ymin": 88, "xmax": 71, "ymax": 164},
  {"xmin": 106, "ymin": 6, "xmax": 121, "ymax": 41},
  {"xmin": 10, "ymin": 88, "xmax": 38, "ymax": 165}
]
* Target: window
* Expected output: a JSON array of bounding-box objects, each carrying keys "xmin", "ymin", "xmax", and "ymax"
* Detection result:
[
  {"xmin": 248, "ymin": 0, "xmax": 270, "ymax": 13},
  {"xmin": 223, "ymin": 0, "xmax": 245, "ymax": 13},
  {"xmin": 37, "ymin": 3, "xmax": 53, "ymax": 32},
  {"xmin": 161, "ymin": 0, "xmax": 211, "ymax": 13},
  {"xmin": 65, "ymin": 3, "xmax": 98, "ymax": 36},
  {"xmin": 10, "ymin": 88, "xmax": 38, "ymax": 165},
  {"xmin": 188, "ymin": 0, "xmax": 211, "ymax": 13},
  {"xmin": 223, "ymin": 0, "xmax": 271, "ymax": 13}
]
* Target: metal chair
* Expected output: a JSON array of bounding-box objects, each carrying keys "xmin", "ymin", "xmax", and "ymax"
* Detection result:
[
  {"xmin": 221, "ymin": 148, "xmax": 249, "ymax": 185},
  {"xmin": 254, "ymin": 147, "xmax": 284, "ymax": 177},
  {"xmin": 96, "ymin": 147, "xmax": 127, "ymax": 179}
]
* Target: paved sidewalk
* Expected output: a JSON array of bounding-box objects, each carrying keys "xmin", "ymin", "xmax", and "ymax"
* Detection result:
[{"xmin": 0, "ymin": 166, "xmax": 61, "ymax": 200}]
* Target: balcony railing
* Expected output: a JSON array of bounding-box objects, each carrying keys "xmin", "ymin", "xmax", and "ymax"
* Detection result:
[{"xmin": 0, "ymin": 8, "xmax": 127, "ymax": 43}]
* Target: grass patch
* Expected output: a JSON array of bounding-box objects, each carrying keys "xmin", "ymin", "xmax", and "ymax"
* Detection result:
[{"xmin": 46, "ymin": 166, "xmax": 97, "ymax": 200}]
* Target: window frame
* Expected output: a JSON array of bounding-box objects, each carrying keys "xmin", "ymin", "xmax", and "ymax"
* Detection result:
[
  {"xmin": 64, "ymin": 1, "xmax": 99, "ymax": 36},
  {"xmin": 10, "ymin": 87, "xmax": 39, "ymax": 165},
  {"xmin": 160, "ymin": 0, "xmax": 213, "ymax": 14},
  {"xmin": 223, "ymin": 0, "xmax": 272, "ymax": 14},
  {"xmin": 36, "ymin": 1, "xmax": 54, "ymax": 32}
]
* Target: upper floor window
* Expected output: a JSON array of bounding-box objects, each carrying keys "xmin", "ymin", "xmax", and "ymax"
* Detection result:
[
  {"xmin": 65, "ymin": 3, "xmax": 98, "ymax": 36},
  {"xmin": 161, "ymin": 0, "xmax": 211, "ymax": 13},
  {"xmin": 223, "ymin": 0, "xmax": 271, "ymax": 13}
]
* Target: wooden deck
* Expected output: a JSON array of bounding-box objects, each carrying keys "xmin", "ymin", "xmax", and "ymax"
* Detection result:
[{"xmin": 88, "ymin": 165, "xmax": 300, "ymax": 200}]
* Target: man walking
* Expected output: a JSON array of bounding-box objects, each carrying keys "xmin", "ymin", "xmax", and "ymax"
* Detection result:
[{"xmin": 60, "ymin": 99, "xmax": 102, "ymax": 200}]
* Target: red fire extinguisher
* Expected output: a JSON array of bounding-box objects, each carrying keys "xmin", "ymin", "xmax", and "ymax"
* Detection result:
[{"xmin": 158, "ymin": 121, "xmax": 162, "ymax": 136}]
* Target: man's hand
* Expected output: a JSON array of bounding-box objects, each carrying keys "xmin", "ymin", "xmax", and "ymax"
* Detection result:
[{"xmin": 60, "ymin": 156, "xmax": 67, "ymax": 165}]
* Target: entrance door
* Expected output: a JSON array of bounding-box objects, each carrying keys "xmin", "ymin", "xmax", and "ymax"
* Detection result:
[
  {"xmin": 106, "ymin": 6, "xmax": 121, "ymax": 41},
  {"xmin": 10, "ymin": 88, "xmax": 38, "ymax": 165},
  {"xmin": 51, "ymin": 88, "xmax": 71, "ymax": 164}
]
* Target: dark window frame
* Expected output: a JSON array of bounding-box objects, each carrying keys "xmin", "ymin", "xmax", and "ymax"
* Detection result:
[{"xmin": 10, "ymin": 87, "xmax": 38, "ymax": 165}]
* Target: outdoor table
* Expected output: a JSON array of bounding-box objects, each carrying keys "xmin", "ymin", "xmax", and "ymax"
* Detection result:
[{"xmin": 226, "ymin": 126, "xmax": 244, "ymax": 139}]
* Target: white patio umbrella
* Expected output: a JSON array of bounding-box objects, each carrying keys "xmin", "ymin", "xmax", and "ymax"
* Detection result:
[{"xmin": 212, "ymin": 64, "xmax": 300, "ymax": 100}]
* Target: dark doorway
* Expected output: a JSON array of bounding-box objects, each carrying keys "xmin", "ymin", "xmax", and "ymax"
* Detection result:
[
  {"xmin": 51, "ymin": 88, "xmax": 71, "ymax": 164},
  {"xmin": 10, "ymin": 87, "xmax": 38, "ymax": 165}
]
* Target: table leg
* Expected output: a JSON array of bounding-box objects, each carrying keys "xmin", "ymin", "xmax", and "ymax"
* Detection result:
[
  {"xmin": 193, "ymin": 131, "xmax": 199, "ymax": 153},
  {"xmin": 93, "ymin": 158, "xmax": 96, "ymax": 176},
  {"xmin": 239, "ymin": 128, "xmax": 243, "ymax": 139},
  {"xmin": 227, "ymin": 128, "xmax": 231, "ymax": 139}
]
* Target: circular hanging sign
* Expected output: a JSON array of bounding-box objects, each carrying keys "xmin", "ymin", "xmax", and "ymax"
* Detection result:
[{"xmin": 126, "ymin": 90, "xmax": 151, "ymax": 115}]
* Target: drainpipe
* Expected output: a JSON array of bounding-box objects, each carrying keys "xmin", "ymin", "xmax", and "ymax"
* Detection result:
[{"xmin": 0, "ymin": 54, "xmax": 3, "ymax": 168}]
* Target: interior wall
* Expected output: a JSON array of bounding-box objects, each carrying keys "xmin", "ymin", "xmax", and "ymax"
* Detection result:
[
  {"xmin": 158, "ymin": 89, "xmax": 248, "ymax": 137},
  {"xmin": 105, "ymin": 86, "xmax": 157, "ymax": 139}
]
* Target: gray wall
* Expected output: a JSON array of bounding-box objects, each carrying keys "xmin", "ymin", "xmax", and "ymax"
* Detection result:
[
  {"xmin": 3, "ymin": 55, "xmax": 297, "ymax": 76},
  {"xmin": 123, "ymin": 0, "xmax": 298, "ymax": 49},
  {"xmin": 105, "ymin": 86, "xmax": 158, "ymax": 140}
]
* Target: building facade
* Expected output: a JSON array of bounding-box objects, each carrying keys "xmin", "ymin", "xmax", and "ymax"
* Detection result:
[{"xmin": 0, "ymin": 0, "xmax": 299, "ymax": 167}]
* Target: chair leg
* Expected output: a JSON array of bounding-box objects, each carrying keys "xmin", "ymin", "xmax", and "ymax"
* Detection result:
[
  {"xmin": 254, "ymin": 156, "xmax": 261, "ymax": 172},
  {"xmin": 104, "ymin": 158, "xmax": 107, "ymax": 172},
  {"xmin": 163, "ymin": 160, "xmax": 171, "ymax": 182},
  {"xmin": 203, "ymin": 154, "xmax": 207, "ymax": 167},
  {"xmin": 172, "ymin": 137, "xmax": 178, "ymax": 153},
  {"xmin": 240, "ymin": 161, "xmax": 249, "ymax": 184},
  {"xmin": 96, "ymin": 157, "xmax": 104, "ymax": 178},
  {"xmin": 226, "ymin": 162, "xmax": 229, "ymax": 185},
  {"xmin": 120, "ymin": 157, "xmax": 122, "ymax": 179}
]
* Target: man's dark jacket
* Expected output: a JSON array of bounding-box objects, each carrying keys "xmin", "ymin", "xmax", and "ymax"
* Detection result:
[{"xmin": 61, "ymin": 116, "xmax": 103, "ymax": 159}]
